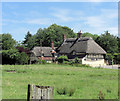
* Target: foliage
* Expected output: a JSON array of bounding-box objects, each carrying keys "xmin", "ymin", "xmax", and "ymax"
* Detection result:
[
  {"xmin": 116, "ymin": 53, "xmax": 120, "ymax": 64},
  {"xmin": 57, "ymin": 55, "xmax": 68, "ymax": 63},
  {"xmin": 23, "ymin": 31, "xmax": 32, "ymax": 45},
  {"xmin": 23, "ymin": 34, "xmax": 37, "ymax": 50},
  {"xmin": 117, "ymin": 37, "xmax": 120, "ymax": 53},
  {"xmin": 56, "ymin": 87, "xmax": 67, "ymax": 95},
  {"xmin": 95, "ymin": 31, "xmax": 118, "ymax": 53},
  {"xmin": 56, "ymin": 86, "xmax": 75, "ymax": 96},
  {"xmin": 105, "ymin": 53, "xmax": 114, "ymax": 61},
  {"xmin": 37, "ymin": 60, "xmax": 47, "ymax": 64},
  {"xmin": 2, "ymin": 33, "xmax": 16, "ymax": 50},
  {"xmin": 82, "ymin": 32, "xmax": 99, "ymax": 40},
  {"xmin": 2, "ymin": 49, "xmax": 29, "ymax": 65},
  {"xmin": 0, "ymin": 34, "xmax": 2, "ymax": 50},
  {"xmin": 25, "ymin": 24, "xmax": 76, "ymax": 48},
  {"xmin": 16, "ymin": 52, "xmax": 29, "ymax": 65},
  {"xmin": 2, "ymin": 49, "xmax": 19, "ymax": 64},
  {"xmin": 16, "ymin": 46, "xmax": 30, "ymax": 54},
  {"xmin": 74, "ymin": 57, "xmax": 81, "ymax": 64}
]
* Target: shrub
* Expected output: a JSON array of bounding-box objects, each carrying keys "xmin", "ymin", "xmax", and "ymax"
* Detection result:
[
  {"xmin": 16, "ymin": 52, "xmax": 29, "ymax": 65},
  {"xmin": 37, "ymin": 60, "xmax": 47, "ymax": 64},
  {"xmin": 57, "ymin": 55, "xmax": 68, "ymax": 63},
  {"xmin": 2, "ymin": 49, "xmax": 30, "ymax": 65},
  {"xmin": 74, "ymin": 57, "xmax": 82, "ymax": 64}
]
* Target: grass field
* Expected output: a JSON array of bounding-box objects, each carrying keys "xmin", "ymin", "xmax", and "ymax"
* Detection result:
[{"xmin": 2, "ymin": 64, "xmax": 118, "ymax": 99}]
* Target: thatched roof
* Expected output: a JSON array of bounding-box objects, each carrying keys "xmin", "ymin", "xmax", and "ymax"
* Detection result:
[
  {"xmin": 56, "ymin": 37, "xmax": 106, "ymax": 54},
  {"xmin": 31, "ymin": 47, "xmax": 53, "ymax": 57}
]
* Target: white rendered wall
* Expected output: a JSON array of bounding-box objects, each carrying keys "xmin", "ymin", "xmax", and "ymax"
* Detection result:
[{"xmin": 82, "ymin": 57, "xmax": 106, "ymax": 67}]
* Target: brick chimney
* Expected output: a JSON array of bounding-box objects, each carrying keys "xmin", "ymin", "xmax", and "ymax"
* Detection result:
[
  {"xmin": 63, "ymin": 34, "xmax": 66, "ymax": 42},
  {"xmin": 51, "ymin": 41, "xmax": 54, "ymax": 50},
  {"xmin": 77, "ymin": 30, "xmax": 82, "ymax": 38}
]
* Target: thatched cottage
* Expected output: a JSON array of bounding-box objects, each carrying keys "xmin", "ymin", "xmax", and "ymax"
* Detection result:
[
  {"xmin": 30, "ymin": 42, "xmax": 57, "ymax": 64},
  {"xmin": 56, "ymin": 31, "xmax": 106, "ymax": 67}
]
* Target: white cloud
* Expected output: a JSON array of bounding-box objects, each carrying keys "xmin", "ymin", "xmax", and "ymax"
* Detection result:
[
  {"xmin": 26, "ymin": 18, "xmax": 53, "ymax": 25},
  {"xmin": 84, "ymin": 16, "xmax": 105, "ymax": 27},
  {"xmin": 51, "ymin": 8, "xmax": 74, "ymax": 22},
  {"xmin": 51, "ymin": 8, "xmax": 84, "ymax": 22},
  {"xmin": 81, "ymin": 8, "xmax": 118, "ymax": 36}
]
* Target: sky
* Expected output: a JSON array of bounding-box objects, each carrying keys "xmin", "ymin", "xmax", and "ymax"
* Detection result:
[{"xmin": 1, "ymin": 1, "xmax": 118, "ymax": 41}]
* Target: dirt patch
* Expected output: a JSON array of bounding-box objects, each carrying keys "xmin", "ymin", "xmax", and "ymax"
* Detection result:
[{"xmin": 5, "ymin": 70, "xmax": 16, "ymax": 73}]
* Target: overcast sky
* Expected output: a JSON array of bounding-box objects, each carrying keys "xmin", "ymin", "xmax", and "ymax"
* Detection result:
[{"xmin": 2, "ymin": 1, "xmax": 118, "ymax": 41}]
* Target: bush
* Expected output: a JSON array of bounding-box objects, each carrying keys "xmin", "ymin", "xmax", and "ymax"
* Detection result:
[
  {"xmin": 57, "ymin": 55, "xmax": 68, "ymax": 63},
  {"xmin": 16, "ymin": 52, "xmax": 29, "ymax": 65},
  {"xmin": 74, "ymin": 57, "xmax": 81, "ymax": 64},
  {"xmin": 2, "ymin": 49, "xmax": 29, "ymax": 65},
  {"xmin": 37, "ymin": 60, "xmax": 47, "ymax": 64}
]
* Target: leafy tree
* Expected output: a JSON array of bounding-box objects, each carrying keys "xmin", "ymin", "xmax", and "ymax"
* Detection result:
[
  {"xmin": 116, "ymin": 54, "xmax": 120, "ymax": 64},
  {"xmin": 82, "ymin": 32, "xmax": 99, "ymax": 40},
  {"xmin": 2, "ymin": 33, "xmax": 16, "ymax": 50},
  {"xmin": 2, "ymin": 49, "xmax": 29, "ymax": 65},
  {"xmin": 35, "ymin": 24, "xmax": 76, "ymax": 47},
  {"xmin": 117, "ymin": 37, "xmax": 120, "ymax": 52},
  {"xmin": 16, "ymin": 52, "xmax": 29, "ymax": 64},
  {"xmin": 105, "ymin": 53, "xmax": 114, "ymax": 64},
  {"xmin": 2, "ymin": 49, "xmax": 19, "ymax": 64},
  {"xmin": 95, "ymin": 31, "xmax": 118, "ymax": 53}
]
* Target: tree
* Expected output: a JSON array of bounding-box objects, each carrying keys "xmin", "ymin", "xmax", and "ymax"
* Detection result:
[
  {"xmin": 117, "ymin": 37, "xmax": 120, "ymax": 52},
  {"xmin": 35, "ymin": 24, "xmax": 76, "ymax": 47},
  {"xmin": 23, "ymin": 31, "xmax": 32, "ymax": 45},
  {"xmin": 95, "ymin": 31, "xmax": 118, "ymax": 53},
  {"xmin": 2, "ymin": 33, "xmax": 16, "ymax": 50},
  {"xmin": 82, "ymin": 32, "xmax": 99, "ymax": 40},
  {"xmin": 0, "ymin": 34, "xmax": 2, "ymax": 50},
  {"xmin": 16, "ymin": 52, "xmax": 29, "ymax": 64},
  {"xmin": 22, "ymin": 33, "xmax": 37, "ymax": 50},
  {"xmin": 2, "ymin": 49, "xmax": 29, "ymax": 65},
  {"xmin": 2, "ymin": 49, "xmax": 19, "ymax": 64}
]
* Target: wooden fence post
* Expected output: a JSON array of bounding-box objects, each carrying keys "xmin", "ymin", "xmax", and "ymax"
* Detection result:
[{"xmin": 27, "ymin": 84, "xmax": 54, "ymax": 101}]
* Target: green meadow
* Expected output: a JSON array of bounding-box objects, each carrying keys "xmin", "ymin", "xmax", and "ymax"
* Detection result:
[{"xmin": 2, "ymin": 64, "xmax": 118, "ymax": 99}]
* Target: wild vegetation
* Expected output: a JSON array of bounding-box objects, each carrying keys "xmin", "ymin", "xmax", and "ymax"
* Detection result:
[
  {"xmin": 2, "ymin": 64, "xmax": 118, "ymax": 99},
  {"xmin": 1, "ymin": 24, "xmax": 120, "ymax": 65}
]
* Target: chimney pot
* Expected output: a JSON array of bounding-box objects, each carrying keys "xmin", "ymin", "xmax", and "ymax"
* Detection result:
[
  {"xmin": 63, "ymin": 34, "xmax": 66, "ymax": 42},
  {"xmin": 51, "ymin": 41, "xmax": 54, "ymax": 50}
]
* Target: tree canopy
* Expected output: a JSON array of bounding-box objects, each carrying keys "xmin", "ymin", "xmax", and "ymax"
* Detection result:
[
  {"xmin": 1, "ymin": 24, "xmax": 120, "ymax": 64},
  {"xmin": 2, "ymin": 33, "xmax": 16, "ymax": 50},
  {"xmin": 35, "ymin": 24, "xmax": 76, "ymax": 47},
  {"xmin": 95, "ymin": 31, "xmax": 118, "ymax": 53}
]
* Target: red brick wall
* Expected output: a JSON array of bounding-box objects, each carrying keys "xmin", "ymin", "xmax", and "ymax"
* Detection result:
[{"xmin": 38, "ymin": 57, "xmax": 53, "ymax": 61}]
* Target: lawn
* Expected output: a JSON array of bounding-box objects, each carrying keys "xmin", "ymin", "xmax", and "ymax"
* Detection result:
[{"xmin": 2, "ymin": 64, "xmax": 118, "ymax": 99}]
